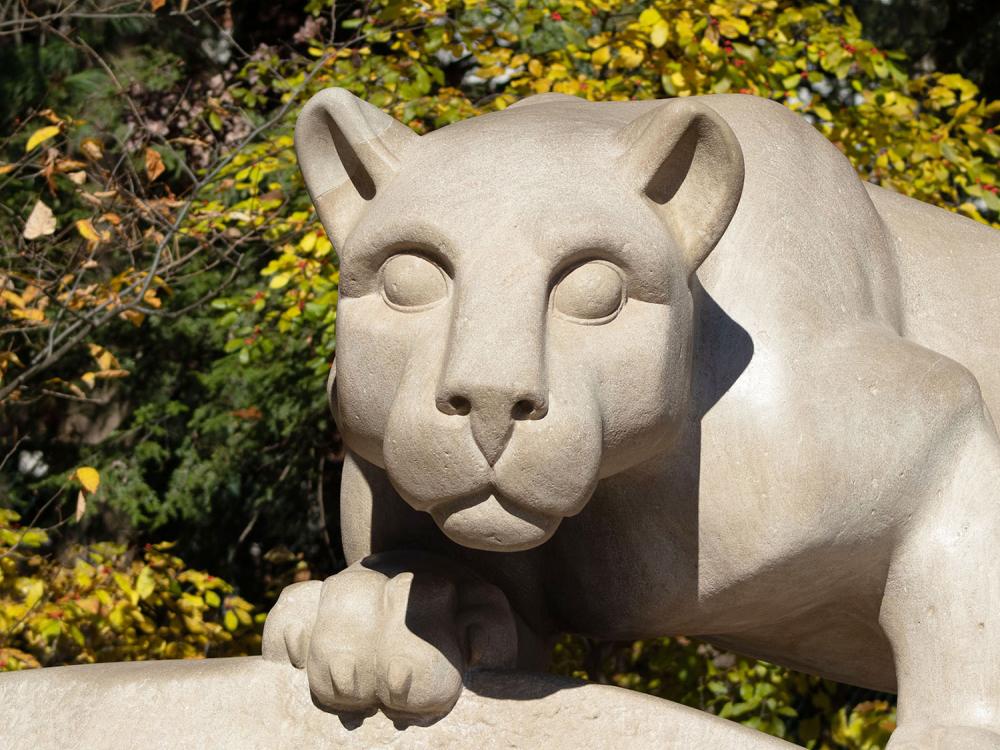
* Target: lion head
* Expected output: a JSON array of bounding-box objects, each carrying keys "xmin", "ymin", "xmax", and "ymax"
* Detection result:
[{"xmin": 296, "ymin": 89, "xmax": 744, "ymax": 552}]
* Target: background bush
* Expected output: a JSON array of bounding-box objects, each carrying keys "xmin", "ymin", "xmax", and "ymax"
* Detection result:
[{"xmin": 1, "ymin": 0, "xmax": 997, "ymax": 747}]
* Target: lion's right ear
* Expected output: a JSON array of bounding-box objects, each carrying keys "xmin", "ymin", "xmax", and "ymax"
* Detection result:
[{"xmin": 295, "ymin": 88, "xmax": 419, "ymax": 248}]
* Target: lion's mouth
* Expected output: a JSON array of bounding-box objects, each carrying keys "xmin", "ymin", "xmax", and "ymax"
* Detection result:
[{"xmin": 429, "ymin": 489, "xmax": 562, "ymax": 552}]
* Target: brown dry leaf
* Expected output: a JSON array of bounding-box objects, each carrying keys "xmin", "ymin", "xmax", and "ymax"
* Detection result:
[
  {"xmin": 145, "ymin": 147, "xmax": 165, "ymax": 181},
  {"xmin": 22, "ymin": 200, "xmax": 56, "ymax": 240},
  {"xmin": 56, "ymin": 158, "xmax": 87, "ymax": 171},
  {"xmin": 0, "ymin": 163, "xmax": 16, "ymax": 175},
  {"xmin": 120, "ymin": 310, "xmax": 145, "ymax": 326},
  {"xmin": 80, "ymin": 139, "xmax": 103, "ymax": 160},
  {"xmin": 67, "ymin": 171, "xmax": 87, "ymax": 185},
  {"xmin": 231, "ymin": 406, "xmax": 263, "ymax": 420},
  {"xmin": 75, "ymin": 490, "xmax": 87, "ymax": 522},
  {"xmin": 38, "ymin": 109, "xmax": 63, "ymax": 125},
  {"xmin": 151, "ymin": 0, "xmax": 166, "ymax": 10}
]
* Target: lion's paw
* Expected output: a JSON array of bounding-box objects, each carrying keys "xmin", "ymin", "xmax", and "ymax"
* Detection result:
[
  {"xmin": 265, "ymin": 556, "xmax": 518, "ymax": 719},
  {"xmin": 261, "ymin": 579, "xmax": 323, "ymax": 668},
  {"xmin": 889, "ymin": 725, "xmax": 1000, "ymax": 750}
]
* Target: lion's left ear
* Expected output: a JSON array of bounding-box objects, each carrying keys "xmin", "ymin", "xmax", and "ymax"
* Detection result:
[
  {"xmin": 617, "ymin": 99, "xmax": 744, "ymax": 275},
  {"xmin": 295, "ymin": 88, "xmax": 420, "ymax": 248}
]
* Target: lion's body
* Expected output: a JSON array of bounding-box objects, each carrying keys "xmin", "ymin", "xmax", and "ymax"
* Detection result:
[
  {"xmin": 872, "ymin": 184, "xmax": 1000, "ymax": 416},
  {"xmin": 276, "ymin": 88, "xmax": 1000, "ymax": 744}
]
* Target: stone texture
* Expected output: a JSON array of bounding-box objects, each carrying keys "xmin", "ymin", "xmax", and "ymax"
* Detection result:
[
  {"xmin": 286, "ymin": 89, "xmax": 1000, "ymax": 747},
  {"xmin": 0, "ymin": 657, "xmax": 797, "ymax": 749}
]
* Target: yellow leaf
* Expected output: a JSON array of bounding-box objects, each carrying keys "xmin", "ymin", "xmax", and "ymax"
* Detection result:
[
  {"xmin": 22, "ymin": 200, "xmax": 56, "ymax": 240},
  {"xmin": 650, "ymin": 22, "xmax": 669, "ymax": 48},
  {"xmin": 75, "ymin": 219, "xmax": 102, "ymax": 243},
  {"xmin": 0, "ymin": 163, "xmax": 15, "ymax": 175},
  {"xmin": 617, "ymin": 45, "xmax": 644, "ymax": 69},
  {"xmin": 81, "ymin": 372, "xmax": 96, "ymax": 388},
  {"xmin": 151, "ymin": 0, "xmax": 166, "ymax": 11},
  {"xmin": 23, "ymin": 580, "xmax": 45, "ymax": 609},
  {"xmin": 269, "ymin": 272, "xmax": 291, "ymax": 289},
  {"xmin": 528, "ymin": 59, "xmax": 543, "ymax": 77},
  {"xmin": 813, "ymin": 104, "xmax": 833, "ymax": 121},
  {"xmin": 719, "ymin": 18, "xmax": 749, "ymax": 38},
  {"xmin": 299, "ymin": 232, "xmax": 317, "ymax": 253},
  {"xmin": 11, "ymin": 308, "xmax": 44, "ymax": 322},
  {"xmin": 638, "ymin": 7, "xmax": 662, "ymax": 27},
  {"xmin": 73, "ymin": 466, "xmax": 100, "ymax": 493},
  {"xmin": 2, "ymin": 290, "xmax": 25, "ymax": 308},
  {"xmin": 25, "ymin": 125, "xmax": 60, "ymax": 152},
  {"xmin": 88, "ymin": 343, "xmax": 119, "ymax": 371},
  {"xmin": 136, "ymin": 566, "xmax": 155, "ymax": 600},
  {"xmin": 184, "ymin": 614, "xmax": 205, "ymax": 634},
  {"xmin": 314, "ymin": 236, "xmax": 333, "ymax": 257},
  {"xmin": 145, "ymin": 148, "xmax": 165, "ymax": 182},
  {"xmin": 591, "ymin": 46, "xmax": 611, "ymax": 66},
  {"xmin": 224, "ymin": 609, "xmax": 238, "ymax": 631}
]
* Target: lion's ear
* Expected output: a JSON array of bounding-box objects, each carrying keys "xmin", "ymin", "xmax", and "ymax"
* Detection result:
[
  {"xmin": 617, "ymin": 99, "xmax": 744, "ymax": 275},
  {"xmin": 295, "ymin": 88, "xmax": 419, "ymax": 248}
]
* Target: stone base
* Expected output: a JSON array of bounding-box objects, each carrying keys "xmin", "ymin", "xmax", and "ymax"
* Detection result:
[{"xmin": 0, "ymin": 657, "xmax": 800, "ymax": 748}]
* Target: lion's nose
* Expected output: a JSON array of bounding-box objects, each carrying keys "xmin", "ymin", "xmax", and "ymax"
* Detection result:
[{"xmin": 436, "ymin": 389, "xmax": 547, "ymax": 466}]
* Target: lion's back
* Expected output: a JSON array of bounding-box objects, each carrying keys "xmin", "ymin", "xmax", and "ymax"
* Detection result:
[{"xmin": 868, "ymin": 184, "xmax": 1000, "ymax": 423}]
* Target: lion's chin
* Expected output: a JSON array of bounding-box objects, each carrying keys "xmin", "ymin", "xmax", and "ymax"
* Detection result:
[{"xmin": 430, "ymin": 492, "xmax": 561, "ymax": 552}]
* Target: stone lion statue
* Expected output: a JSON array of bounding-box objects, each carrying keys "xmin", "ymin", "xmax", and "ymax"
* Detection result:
[{"xmin": 263, "ymin": 88, "xmax": 1000, "ymax": 749}]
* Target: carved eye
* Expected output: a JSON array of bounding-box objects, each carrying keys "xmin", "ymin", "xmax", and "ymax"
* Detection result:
[
  {"xmin": 552, "ymin": 260, "xmax": 626, "ymax": 323},
  {"xmin": 380, "ymin": 253, "xmax": 448, "ymax": 310}
]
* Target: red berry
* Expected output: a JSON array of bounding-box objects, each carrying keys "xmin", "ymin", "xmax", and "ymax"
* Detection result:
[{"xmin": 550, "ymin": 11, "xmax": 562, "ymax": 21}]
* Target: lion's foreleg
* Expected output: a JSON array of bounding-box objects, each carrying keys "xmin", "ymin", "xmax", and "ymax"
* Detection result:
[{"xmin": 880, "ymin": 404, "xmax": 1000, "ymax": 748}]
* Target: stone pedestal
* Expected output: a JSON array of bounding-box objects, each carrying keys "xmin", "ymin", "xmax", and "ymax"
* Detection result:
[{"xmin": 0, "ymin": 657, "xmax": 799, "ymax": 749}]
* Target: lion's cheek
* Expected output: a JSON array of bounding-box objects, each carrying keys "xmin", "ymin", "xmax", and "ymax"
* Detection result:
[
  {"xmin": 380, "ymin": 362, "xmax": 491, "ymax": 510},
  {"xmin": 335, "ymin": 297, "xmax": 445, "ymax": 465},
  {"xmin": 492, "ymin": 394, "xmax": 603, "ymax": 519}
]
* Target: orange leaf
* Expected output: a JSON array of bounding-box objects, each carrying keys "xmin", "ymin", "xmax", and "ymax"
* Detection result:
[{"xmin": 145, "ymin": 148, "xmax": 165, "ymax": 181}]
